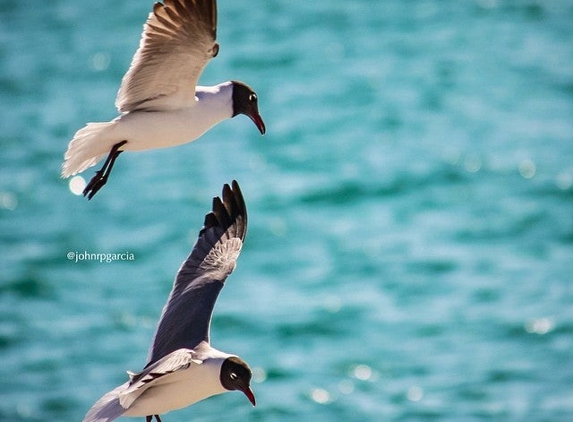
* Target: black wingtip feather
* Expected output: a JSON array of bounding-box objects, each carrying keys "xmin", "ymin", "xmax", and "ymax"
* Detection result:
[{"xmin": 198, "ymin": 181, "xmax": 247, "ymax": 241}]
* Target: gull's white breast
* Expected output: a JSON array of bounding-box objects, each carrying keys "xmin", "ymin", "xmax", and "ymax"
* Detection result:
[
  {"xmin": 112, "ymin": 82, "xmax": 234, "ymax": 152},
  {"xmin": 123, "ymin": 357, "xmax": 228, "ymax": 417}
]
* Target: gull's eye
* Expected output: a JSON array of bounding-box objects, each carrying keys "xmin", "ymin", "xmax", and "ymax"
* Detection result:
[
  {"xmin": 249, "ymin": 94, "xmax": 257, "ymax": 102},
  {"xmin": 230, "ymin": 372, "xmax": 238, "ymax": 380}
]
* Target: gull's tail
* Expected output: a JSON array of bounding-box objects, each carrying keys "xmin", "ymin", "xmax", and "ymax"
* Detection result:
[
  {"xmin": 82, "ymin": 382, "xmax": 128, "ymax": 422},
  {"xmin": 61, "ymin": 121, "xmax": 119, "ymax": 178}
]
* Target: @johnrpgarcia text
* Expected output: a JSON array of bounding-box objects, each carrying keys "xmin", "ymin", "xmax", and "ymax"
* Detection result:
[{"xmin": 67, "ymin": 251, "xmax": 135, "ymax": 264}]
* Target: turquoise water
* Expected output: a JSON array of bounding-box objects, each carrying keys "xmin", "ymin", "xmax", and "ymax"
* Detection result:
[{"xmin": 1, "ymin": 0, "xmax": 573, "ymax": 420}]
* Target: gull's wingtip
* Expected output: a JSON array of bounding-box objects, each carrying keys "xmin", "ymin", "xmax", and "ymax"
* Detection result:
[{"xmin": 199, "ymin": 180, "xmax": 247, "ymax": 241}]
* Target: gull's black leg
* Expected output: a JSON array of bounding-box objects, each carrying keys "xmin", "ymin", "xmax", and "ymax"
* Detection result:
[
  {"xmin": 145, "ymin": 416, "xmax": 152, "ymax": 422},
  {"xmin": 83, "ymin": 140, "xmax": 128, "ymax": 200},
  {"xmin": 154, "ymin": 415, "xmax": 162, "ymax": 422}
]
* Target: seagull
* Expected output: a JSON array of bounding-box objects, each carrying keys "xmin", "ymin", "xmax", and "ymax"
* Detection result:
[
  {"xmin": 62, "ymin": 0, "xmax": 266, "ymax": 199},
  {"xmin": 83, "ymin": 180, "xmax": 255, "ymax": 422}
]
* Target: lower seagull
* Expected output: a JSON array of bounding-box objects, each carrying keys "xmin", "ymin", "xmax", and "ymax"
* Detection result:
[{"xmin": 83, "ymin": 180, "xmax": 255, "ymax": 422}]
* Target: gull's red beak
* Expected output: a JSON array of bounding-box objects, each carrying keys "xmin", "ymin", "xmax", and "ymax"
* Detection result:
[
  {"xmin": 249, "ymin": 113, "xmax": 266, "ymax": 135},
  {"xmin": 242, "ymin": 386, "xmax": 256, "ymax": 407}
]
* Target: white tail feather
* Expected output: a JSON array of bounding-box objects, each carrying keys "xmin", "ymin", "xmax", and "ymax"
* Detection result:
[
  {"xmin": 62, "ymin": 121, "xmax": 119, "ymax": 178},
  {"xmin": 82, "ymin": 382, "xmax": 128, "ymax": 422}
]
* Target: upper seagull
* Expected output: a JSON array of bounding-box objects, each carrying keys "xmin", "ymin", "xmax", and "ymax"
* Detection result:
[
  {"xmin": 61, "ymin": 0, "xmax": 266, "ymax": 199},
  {"xmin": 83, "ymin": 180, "xmax": 255, "ymax": 422}
]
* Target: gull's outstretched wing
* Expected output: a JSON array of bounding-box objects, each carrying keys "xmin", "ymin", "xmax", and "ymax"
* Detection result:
[
  {"xmin": 146, "ymin": 180, "xmax": 247, "ymax": 366},
  {"xmin": 116, "ymin": 0, "xmax": 219, "ymax": 112}
]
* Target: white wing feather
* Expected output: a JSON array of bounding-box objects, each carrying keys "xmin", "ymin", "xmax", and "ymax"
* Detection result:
[{"xmin": 116, "ymin": 0, "xmax": 218, "ymax": 112}]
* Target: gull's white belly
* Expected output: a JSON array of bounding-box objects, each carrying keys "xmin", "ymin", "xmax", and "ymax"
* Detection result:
[
  {"xmin": 123, "ymin": 363, "xmax": 227, "ymax": 417},
  {"xmin": 111, "ymin": 107, "xmax": 224, "ymax": 152}
]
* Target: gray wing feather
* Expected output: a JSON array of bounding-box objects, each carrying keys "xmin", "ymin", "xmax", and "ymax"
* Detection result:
[
  {"xmin": 116, "ymin": 0, "xmax": 218, "ymax": 112},
  {"xmin": 146, "ymin": 181, "xmax": 247, "ymax": 365}
]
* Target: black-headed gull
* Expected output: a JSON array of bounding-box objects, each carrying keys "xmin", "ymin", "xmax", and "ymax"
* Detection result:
[
  {"xmin": 62, "ymin": 0, "xmax": 265, "ymax": 199},
  {"xmin": 83, "ymin": 181, "xmax": 255, "ymax": 422}
]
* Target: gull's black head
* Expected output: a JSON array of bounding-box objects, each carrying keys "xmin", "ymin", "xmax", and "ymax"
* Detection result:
[
  {"xmin": 231, "ymin": 81, "xmax": 266, "ymax": 135},
  {"xmin": 220, "ymin": 356, "xmax": 256, "ymax": 406}
]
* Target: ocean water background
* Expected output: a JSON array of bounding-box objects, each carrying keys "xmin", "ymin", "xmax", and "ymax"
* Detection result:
[{"xmin": 1, "ymin": 0, "xmax": 573, "ymax": 420}]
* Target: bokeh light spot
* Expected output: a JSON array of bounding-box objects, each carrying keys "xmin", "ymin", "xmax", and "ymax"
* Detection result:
[
  {"xmin": 407, "ymin": 385, "xmax": 424, "ymax": 402},
  {"xmin": 525, "ymin": 317, "xmax": 554, "ymax": 335},
  {"xmin": 69, "ymin": 176, "xmax": 86, "ymax": 196},
  {"xmin": 310, "ymin": 388, "xmax": 331, "ymax": 404},
  {"xmin": 518, "ymin": 159, "xmax": 536, "ymax": 179},
  {"xmin": 353, "ymin": 364, "xmax": 373, "ymax": 381},
  {"xmin": 556, "ymin": 172, "xmax": 572, "ymax": 190},
  {"xmin": 91, "ymin": 51, "xmax": 110, "ymax": 71},
  {"xmin": 464, "ymin": 155, "xmax": 482, "ymax": 173},
  {"xmin": 252, "ymin": 367, "xmax": 267, "ymax": 383},
  {"xmin": 338, "ymin": 380, "xmax": 354, "ymax": 395},
  {"xmin": 0, "ymin": 191, "xmax": 18, "ymax": 210}
]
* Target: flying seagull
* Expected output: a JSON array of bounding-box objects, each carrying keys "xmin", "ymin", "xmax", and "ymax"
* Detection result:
[
  {"xmin": 62, "ymin": 0, "xmax": 266, "ymax": 199},
  {"xmin": 83, "ymin": 180, "xmax": 255, "ymax": 422}
]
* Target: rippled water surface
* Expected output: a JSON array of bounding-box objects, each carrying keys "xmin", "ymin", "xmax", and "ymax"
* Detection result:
[{"xmin": 1, "ymin": 0, "xmax": 573, "ymax": 421}]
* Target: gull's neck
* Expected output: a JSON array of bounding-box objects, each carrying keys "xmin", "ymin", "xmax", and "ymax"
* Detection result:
[{"xmin": 195, "ymin": 81, "xmax": 234, "ymax": 120}]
